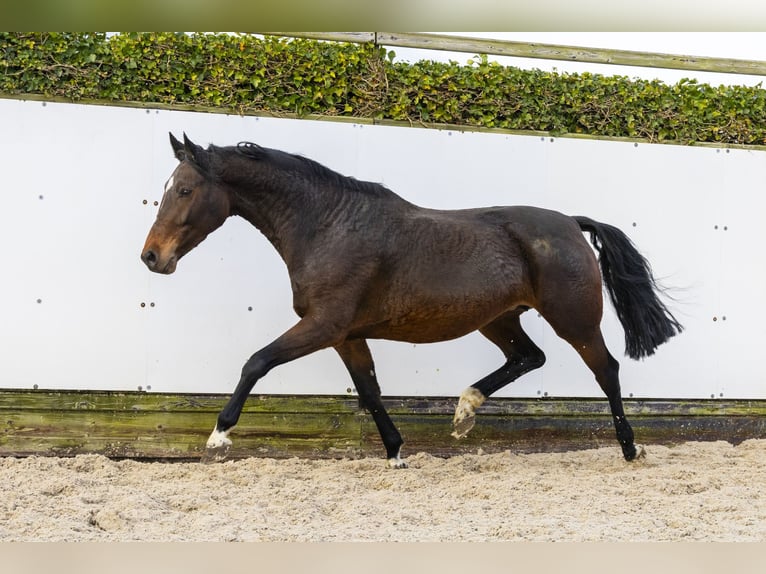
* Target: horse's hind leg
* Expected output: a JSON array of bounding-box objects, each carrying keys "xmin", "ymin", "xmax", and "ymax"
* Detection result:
[
  {"xmin": 335, "ymin": 339, "xmax": 406, "ymax": 469},
  {"xmin": 546, "ymin": 318, "xmax": 644, "ymax": 461},
  {"xmin": 452, "ymin": 309, "xmax": 546, "ymax": 438},
  {"xmin": 572, "ymin": 332, "xmax": 644, "ymax": 461}
]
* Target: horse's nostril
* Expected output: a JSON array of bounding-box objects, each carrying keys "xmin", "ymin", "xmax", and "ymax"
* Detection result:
[{"xmin": 142, "ymin": 250, "xmax": 157, "ymax": 267}]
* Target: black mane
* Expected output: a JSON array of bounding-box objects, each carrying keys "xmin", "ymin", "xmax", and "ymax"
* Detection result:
[{"xmin": 223, "ymin": 140, "xmax": 394, "ymax": 197}]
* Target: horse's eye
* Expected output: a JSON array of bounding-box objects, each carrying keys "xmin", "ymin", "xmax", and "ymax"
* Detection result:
[{"xmin": 178, "ymin": 187, "xmax": 193, "ymax": 197}]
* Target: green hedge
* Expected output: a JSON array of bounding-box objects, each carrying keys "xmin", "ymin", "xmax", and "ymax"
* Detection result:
[{"xmin": 2, "ymin": 32, "xmax": 765, "ymax": 145}]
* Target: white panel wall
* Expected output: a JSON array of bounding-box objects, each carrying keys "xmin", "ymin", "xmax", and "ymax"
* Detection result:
[{"xmin": 1, "ymin": 98, "xmax": 764, "ymax": 399}]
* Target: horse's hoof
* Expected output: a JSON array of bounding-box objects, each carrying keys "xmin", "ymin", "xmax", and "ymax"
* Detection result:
[
  {"xmin": 451, "ymin": 415, "xmax": 475, "ymax": 439},
  {"xmin": 200, "ymin": 444, "xmax": 231, "ymax": 464},
  {"xmin": 452, "ymin": 387, "xmax": 484, "ymax": 439},
  {"xmin": 388, "ymin": 456, "xmax": 408, "ymax": 469},
  {"xmin": 623, "ymin": 443, "xmax": 646, "ymax": 462}
]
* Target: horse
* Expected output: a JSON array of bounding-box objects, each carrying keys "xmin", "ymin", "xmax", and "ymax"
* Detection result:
[{"xmin": 141, "ymin": 132, "xmax": 682, "ymax": 468}]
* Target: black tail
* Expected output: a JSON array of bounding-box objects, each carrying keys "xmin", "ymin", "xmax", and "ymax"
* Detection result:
[{"xmin": 574, "ymin": 216, "xmax": 683, "ymax": 360}]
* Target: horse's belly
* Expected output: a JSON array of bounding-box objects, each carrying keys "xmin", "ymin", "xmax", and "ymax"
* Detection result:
[
  {"xmin": 367, "ymin": 321, "xmax": 486, "ymax": 344},
  {"xmin": 353, "ymin": 238, "xmax": 532, "ymax": 342},
  {"xmin": 355, "ymin": 296, "xmax": 521, "ymax": 343}
]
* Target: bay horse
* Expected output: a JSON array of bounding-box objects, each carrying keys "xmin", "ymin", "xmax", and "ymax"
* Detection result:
[{"xmin": 141, "ymin": 133, "xmax": 682, "ymax": 468}]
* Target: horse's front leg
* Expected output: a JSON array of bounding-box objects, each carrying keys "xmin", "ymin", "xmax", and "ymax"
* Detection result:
[
  {"xmin": 201, "ymin": 317, "xmax": 344, "ymax": 463},
  {"xmin": 335, "ymin": 339, "xmax": 406, "ymax": 469}
]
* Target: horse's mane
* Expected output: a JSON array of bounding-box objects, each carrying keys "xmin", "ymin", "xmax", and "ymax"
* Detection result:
[{"xmin": 224, "ymin": 141, "xmax": 394, "ymax": 197}]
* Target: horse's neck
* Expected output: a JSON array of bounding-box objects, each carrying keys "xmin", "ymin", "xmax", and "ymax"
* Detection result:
[
  {"xmin": 229, "ymin": 168, "xmax": 414, "ymax": 268},
  {"xmin": 230, "ymin": 179, "xmax": 347, "ymax": 265}
]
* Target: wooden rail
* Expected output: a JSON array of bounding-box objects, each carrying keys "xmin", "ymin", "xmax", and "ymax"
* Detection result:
[{"xmin": 268, "ymin": 32, "xmax": 766, "ymax": 77}]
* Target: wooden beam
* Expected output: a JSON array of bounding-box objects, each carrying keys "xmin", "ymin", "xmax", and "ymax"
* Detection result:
[
  {"xmin": 2, "ymin": 390, "xmax": 765, "ymax": 460},
  {"xmin": 267, "ymin": 32, "xmax": 766, "ymax": 77},
  {"xmin": 266, "ymin": 32, "xmax": 376, "ymax": 44}
]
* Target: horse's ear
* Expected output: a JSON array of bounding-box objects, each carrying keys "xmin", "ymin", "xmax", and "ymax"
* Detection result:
[
  {"xmin": 169, "ymin": 132, "xmax": 185, "ymax": 161},
  {"xmin": 182, "ymin": 133, "xmax": 211, "ymax": 171}
]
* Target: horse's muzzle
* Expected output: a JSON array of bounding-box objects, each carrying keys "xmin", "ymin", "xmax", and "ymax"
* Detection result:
[{"xmin": 141, "ymin": 249, "xmax": 177, "ymax": 274}]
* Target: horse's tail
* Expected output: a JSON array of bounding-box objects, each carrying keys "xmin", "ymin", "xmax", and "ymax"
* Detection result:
[{"xmin": 573, "ymin": 216, "xmax": 683, "ymax": 360}]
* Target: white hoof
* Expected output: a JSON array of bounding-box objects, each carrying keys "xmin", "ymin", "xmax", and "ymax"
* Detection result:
[
  {"xmin": 206, "ymin": 428, "xmax": 232, "ymax": 449},
  {"xmin": 452, "ymin": 387, "xmax": 486, "ymax": 439},
  {"xmin": 201, "ymin": 428, "xmax": 232, "ymax": 464},
  {"xmin": 387, "ymin": 455, "xmax": 408, "ymax": 469}
]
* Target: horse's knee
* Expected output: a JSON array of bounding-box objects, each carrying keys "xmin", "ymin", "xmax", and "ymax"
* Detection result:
[{"xmin": 354, "ymin": 380, "xmax": 383, "ymax": 411}]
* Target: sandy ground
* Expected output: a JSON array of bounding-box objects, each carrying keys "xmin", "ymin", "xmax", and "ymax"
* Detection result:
[{"xmin": 0, "ymin": 439, "xmax": 764, "ymax": 542}]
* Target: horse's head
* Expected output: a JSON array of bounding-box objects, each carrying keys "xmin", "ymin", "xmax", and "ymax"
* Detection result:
[{"xmin": 141, "ymin": 133, "xmax": 232, "ymax": 274}]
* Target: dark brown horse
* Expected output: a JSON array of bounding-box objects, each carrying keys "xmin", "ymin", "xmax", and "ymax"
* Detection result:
[{"xmin": 141, "ymin": 133, "xmax": 682, "ymax": 468}]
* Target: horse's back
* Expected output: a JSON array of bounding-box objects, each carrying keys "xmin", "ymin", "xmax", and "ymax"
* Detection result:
[
  {"xmin": 386, "ymin": 203, "xmax": 595, "ymax": 295},
  {"xmin": 476, "ymin": 205, "xmax": 583, "ymax": 239}
]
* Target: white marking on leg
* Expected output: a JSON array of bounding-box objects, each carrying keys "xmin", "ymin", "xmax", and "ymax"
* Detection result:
[
  {"xmin": 206, "ymin": 427, "xmax": 232, "ymax": 449},
  {"xmin": 387, "ymin": 448, "xmax": 408, "ymax": 469},
  {"xmin": 452, "ymin": 387, "xmax": 486, "ymax": 439},
  {"xmin": 387, "ymin": 456, "xmax": 407, "ymax": 469},
  {"xmin": 454, "ymin": 387, "xmax": 485, "ymax": 422}
]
